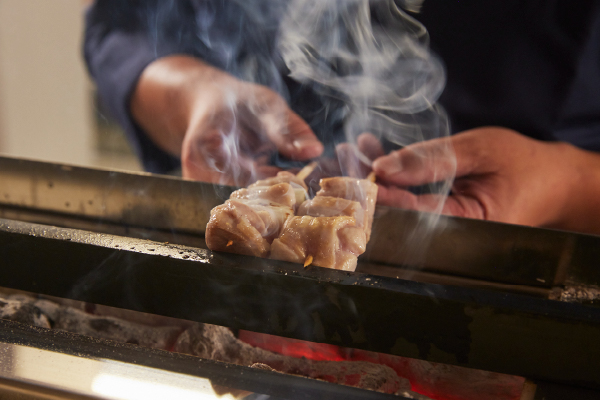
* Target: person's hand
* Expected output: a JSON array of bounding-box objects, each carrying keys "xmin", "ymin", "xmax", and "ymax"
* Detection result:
[
  {"xmin": 181, "ymin": 70, "xmax": 323, "ymax": 185},
  {"xmin": 131, "ymin": 56, "xmax": 323, "ymax": 186},
  {"xmin": 372, "ymin": 127, "xmax": 600, "ymax": 234},
  {"xmin": 334, "ymin": 132, "xmax": 386, "ymax": 178}
]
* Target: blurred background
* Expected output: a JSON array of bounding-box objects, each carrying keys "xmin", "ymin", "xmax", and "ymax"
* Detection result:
[{"xmin": 0, "ymin": 0, "xmax": 142, "ymax": 171}]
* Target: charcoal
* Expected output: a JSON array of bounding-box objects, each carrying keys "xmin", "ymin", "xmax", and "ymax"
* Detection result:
[
  {"xmin": 550, "ymin": 285, "xmax": 600, "ymax": 303},
  {"xmin": 6, "ymin": 293, "xmax": 37, "ymax": 303},
  {"xmin": 49, "ymin": 307, "xmax": 182, "ymax": 349},
  {"xmin": 0, "ymin": 292, "xmax": 182, "ymax": 350},
  {"xmin": 33, "ymin": 299, "xmax": 62, "ymax": 321},
  {"xmin": 406, "ymin": 359, "xmax": 524, "ymax": 400},
  {"xmin": 0, "ymin": 297, "xmax": 51, "ymax": 329},
  {"xmin": 174, "ymin": 323, "xmax": 411, "ymax": 394},
  {"xmin": 250, "ymin": 363, "xmax": 276, "ymax": 371},
  {"xmin": 87, "ymin": 303, "xmax": 193, "ymax": 328},
  {"xmin": 0, "ymin": 291, "xmax": 432, "ymax": 397}
]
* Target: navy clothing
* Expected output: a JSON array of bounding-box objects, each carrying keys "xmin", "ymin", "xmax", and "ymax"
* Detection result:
[
  {"xmin": 84, "ymin": 0, "xmax": 600, "ymax": 173},
  {"xmin": 416, "ymin": 0, "xmax": 600, "ymax": 150}
]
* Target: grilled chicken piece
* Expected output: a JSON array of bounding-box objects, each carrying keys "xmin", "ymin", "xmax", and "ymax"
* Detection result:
[
  {"xmin": 297, "ymin": 196, "xmax": 365, "ymax": 230},
  {"xmin": 316, "ymin": 177, "xmax": 378, "ymax": 241},
  {"xmin": 249, "ymin": 171, "xmax": 308, "ymax": 190},
  {"xmin": 206, "ymin": 198, "xmax": 294, "ymax": 257},
  {"xmin": 230, "ymin": 182, "xmax": 297, "ymax": 209},
  {"xmin": 270, "ymin": 216, "xmax": 366, "ymax": 271},
  {"xmin": 247, "ymin": 172, "xmax": 308, "ymax": 208}
]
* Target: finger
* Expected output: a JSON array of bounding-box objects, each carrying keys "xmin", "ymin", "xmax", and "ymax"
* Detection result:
[
  {"xmin": 377, "ymin": 185, "xmax": 438, "ymax": 212},
  {"xmin": 372, "ymin": 131, "xmax": 493, "ymax": 187},
  {"xmin": 267, "ymin": 110, "xmax": 324, "ymax": 160},
  {"xmin": 377, "ymin": 185, "xmax": 486, "ymax": 219},
  {"xmin": 182, "ymin": 158, "xmax": 234, "ymax": 185},
  {"xmin": 183, "ymin": 128, "xmax": 280, "ymax": 186},
  {"xmin": 181, "ymin": 129, "xmax": 228, "ymax": 183},
  {"xmin": 253, "ymin": 165, "xmax": 282, "ymax": 181},
  {"xmin": 357, "ymin": 132, "xmax": 385, "ymax": 161},
  {"xmin": 372, "ymin": 137, "xmax": 456, "ymax": 186},
  {"xmin": 241, "ymin": 85, "xmax": 323, "ymax": 160},
  {"xmin": 335, "ymin": 142, "xmax": 372, "ymax": 178},
  {"xmin": 183, "ymin": 156, "xmax": 280, "ymax": 186}
]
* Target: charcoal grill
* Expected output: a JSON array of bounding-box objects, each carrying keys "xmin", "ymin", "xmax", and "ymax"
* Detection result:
[{"xmin": 1, "ymin": 155, "xmax": 600, "ymax": 399}]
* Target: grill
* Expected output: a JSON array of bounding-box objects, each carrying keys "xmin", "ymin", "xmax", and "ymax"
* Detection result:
[{"xmin": 1, "ymin": 155, "xmax": 600, "ymax": 399}]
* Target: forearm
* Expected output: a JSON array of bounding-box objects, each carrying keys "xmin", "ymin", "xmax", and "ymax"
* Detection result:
[
  {"xmin": 84, "ymin": 1, "xmax": 183, "ymax": 173},
  {"xmin": 130, "ymin": 55, "xmax": 237, "ymax": 157}
]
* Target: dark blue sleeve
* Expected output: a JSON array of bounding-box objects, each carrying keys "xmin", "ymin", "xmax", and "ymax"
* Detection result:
[
  {"xmin": 554, "ymin": 4, "xmax": 600, "ymax": 152},
  {"xmin": 83, "ymin": 0, "xmax": 180, "ymax": 174},
  {"xmin": 415, "ymin": 0, "xmax": 600, "ymax": 151}
]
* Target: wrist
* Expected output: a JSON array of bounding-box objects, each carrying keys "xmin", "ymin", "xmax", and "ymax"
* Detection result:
[
  {"xmin": 551, "ymin": 142, "xmax": 600, "ymax": 234},
  {"xmin": 131, "ymin": 55, "xmax": 237, "ymax": 156}
]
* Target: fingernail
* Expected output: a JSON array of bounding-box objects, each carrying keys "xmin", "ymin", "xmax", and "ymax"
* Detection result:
[
  {"xmin": 293, "ymin": 137, "xmax": 317, "ymax": 150},
  {"xmin": 373, "ymin": 154, "xmax": 403, "ymax": 176},
  {"xmin": 292, "ymin": 138, "xmax": 323, "ymax": 156}
]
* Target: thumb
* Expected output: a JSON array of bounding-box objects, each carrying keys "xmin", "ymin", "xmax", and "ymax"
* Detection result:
[
  {"xmin": 371, "ymin": 136, "xmax": 456, "ymax": 186},
  {"xmin": 372, "ymin": 130, "xmax": 497, "ymax": 187}
]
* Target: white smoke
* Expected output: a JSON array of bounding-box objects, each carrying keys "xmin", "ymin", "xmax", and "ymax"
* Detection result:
[
  {"xmin": 278, "ymin": 0, "xmax": 456, "ymax": 261},
  {"xmin": 279, "ymin": 0, "xmax": 442, "ymax": 115},
  {"xmin": 172, "ymin": 0, "xmax": 455, "ymax": 257},
  {"xmin": 278, "ymin": 0, "xmax": 454, "ymax": 211}
]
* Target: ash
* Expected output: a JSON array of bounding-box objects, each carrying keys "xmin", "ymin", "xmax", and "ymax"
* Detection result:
[
  {"xmin": 0, "ymin": 289, "xmax": 424, "ymax": 397},
  {"xmin": 550, "ymin": 285, "xmax": 600, "ymax": 304},
  {"xmin": 175, "ymin": 323, "xmax": 409, "ymax": 394},
  {"xmin": 0, "ymin": 289, "xmax": 529, "ymax": 400}
]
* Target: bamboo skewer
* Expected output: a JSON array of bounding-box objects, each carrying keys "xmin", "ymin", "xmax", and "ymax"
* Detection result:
[
  {"xmin": 303, "ymin": 255, "xmax": 313, "ymax": 268},
  {"xmin": 296, "ymin": 161, "xmax": 317, "ymax": 181},
  {"xmin": 297, "ymin": 163, "xmax": 317, "ymax": 269},
  {"xmin": 367, "ymin": 171, "xmax": 376, "ymax": 183}
]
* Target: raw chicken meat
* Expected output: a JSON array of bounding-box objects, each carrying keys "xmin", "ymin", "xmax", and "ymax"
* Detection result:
[
  {"xmin": 206, "ymin": 173, "xmax": 376, "ymax": 271},
  {"xmin": 249, "ymin": 171, "xmax": 308, "ymax": 190},
  {"xmin": 205, "ymin": 184, "xmax": 295, "ymax": 257},
  {"xmin": 270, "ymin": 216, "xmax": 366, "ymax": 271},
  {"xmin": 298, "ymin": 196, "xmax": 365, "ymax": 231},
  {"xmin": 316, "ymin": 177, "xmax": 378, "ymax": 241}
]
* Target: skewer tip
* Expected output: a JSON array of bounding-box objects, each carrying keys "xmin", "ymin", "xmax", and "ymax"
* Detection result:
[
  {"xmin": 226, "ymin": 240, "xmax": 233, "ymax": 247},
  {"xmin": 303, "ymin": 255, "xmax": 313, "ymax": 268},
  {"xmin": 296, "ymin": 161, "xmax": 318, "ymax": 181},
  {"xmin": 367, "ymin": 171, "xmax": 376, "ymax": 183}
]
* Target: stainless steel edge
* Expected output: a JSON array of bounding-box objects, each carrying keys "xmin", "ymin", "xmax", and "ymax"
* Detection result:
[
  {"xmin": 0, "ymin": 156, "xmax": 233, "ymax": 233},
  {"xmin": 3, "ymin": 155, "xmax": 600, "ymax": 288}
]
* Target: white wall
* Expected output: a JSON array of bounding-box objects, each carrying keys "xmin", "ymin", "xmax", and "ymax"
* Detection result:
[{"xmin": 0, "ymin": 0, "xmax": 94, "ymax": 166}]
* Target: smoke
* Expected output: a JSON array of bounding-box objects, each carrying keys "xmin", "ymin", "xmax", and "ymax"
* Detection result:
[
  {"xmin": 279, "ymin": 0, "xmax": 441, "ymax": 114},
  {"xmin": 278, "ymin": 0, "xmax": 455, "ymax": 257},
  {"xmin": 147, "ymin": 0, "xmax": 455, "ymax": 261}
]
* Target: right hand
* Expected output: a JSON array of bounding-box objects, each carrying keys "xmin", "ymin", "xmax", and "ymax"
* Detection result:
[
  {"xmin": 132, "ymin": 56, "xmax": 323, "ymax": 186},
  {"xmin": 371, "ymin": 127, "xmax": 600, "ymax": 234}
]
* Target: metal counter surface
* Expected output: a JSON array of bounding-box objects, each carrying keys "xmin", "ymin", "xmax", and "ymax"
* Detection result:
[{"xmin": 2, "ymin": 156, "xmax": 600, "ymax": 291}]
